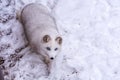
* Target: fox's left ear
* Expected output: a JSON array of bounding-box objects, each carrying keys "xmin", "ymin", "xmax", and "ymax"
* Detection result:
[
  {"xmin": 43, "ymin": 35, "xmax": 51, "ymax": 43},
  {"xmin": 55, "ymin": 37, "xmax": 62, "ymax": 45}
]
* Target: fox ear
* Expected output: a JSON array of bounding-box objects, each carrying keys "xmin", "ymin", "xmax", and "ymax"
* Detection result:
[
  {"xmin": 56, "ymin": 37, "xmax": 62, "ymax": 45},
  {"xmin": 43, "ymin": 35, "xmax": 51, "ymax": 43}
]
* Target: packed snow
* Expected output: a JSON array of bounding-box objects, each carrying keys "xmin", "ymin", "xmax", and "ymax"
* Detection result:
[{"xmin": 1, "ymin": 0, "xmax": 120, "ymax": 80}]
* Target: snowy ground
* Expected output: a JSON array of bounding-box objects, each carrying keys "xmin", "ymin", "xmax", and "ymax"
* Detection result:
[{"xmin": 1, "ymin": 0, "xmax": 120, "ymax": 80}]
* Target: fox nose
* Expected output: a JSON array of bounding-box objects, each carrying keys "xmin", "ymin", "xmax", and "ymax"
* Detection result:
[{"xmin": 50, "ymin": 57, "xmax": 54, "ymax": 60}]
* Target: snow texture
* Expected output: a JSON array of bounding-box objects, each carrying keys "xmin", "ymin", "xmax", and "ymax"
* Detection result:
[{"xmin": 1, "ymin": 0, "xmax": 120, "ymax": 80}]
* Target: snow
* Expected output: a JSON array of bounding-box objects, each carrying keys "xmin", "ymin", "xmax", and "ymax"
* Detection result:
[{"xmin": 1, "ymin": 0, "xmax": 120, "ymax": 80}]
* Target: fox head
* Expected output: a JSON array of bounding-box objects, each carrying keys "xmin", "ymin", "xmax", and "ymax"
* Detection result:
[{"xmin": 39, "ymin": 34, "xmax": 62, "ymax": 61}]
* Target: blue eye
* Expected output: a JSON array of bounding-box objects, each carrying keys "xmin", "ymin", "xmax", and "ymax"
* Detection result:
[
  {"xmin": 46, "ymin": 47, "xmax": 51, "ymax": 51},
  {"xmin": 55, "ymin": 48, "xmax": 58, "ymax": 51}
]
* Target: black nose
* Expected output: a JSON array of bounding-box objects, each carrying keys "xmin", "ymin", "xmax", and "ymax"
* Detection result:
[{"xmin": 50, "ymin": 57, "xmax": 54, "ymax": 60}]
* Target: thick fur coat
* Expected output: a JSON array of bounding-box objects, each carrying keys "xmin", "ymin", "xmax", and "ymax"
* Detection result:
[{"xmin": 21, "ymin": 3, "xmax": 62, "ymax": 73}]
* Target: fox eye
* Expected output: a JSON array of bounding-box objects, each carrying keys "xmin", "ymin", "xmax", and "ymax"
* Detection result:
[
  {"xmin": 54, "ymin": 48, "xmax": 58, "ymax": 51},
  {"xmin": 46, "ymin": 47, "xmax": 51, "ymax": 51}
]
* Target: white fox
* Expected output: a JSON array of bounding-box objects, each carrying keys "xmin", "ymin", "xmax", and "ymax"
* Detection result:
[{"xmin": 21, "ymin": 3, "xmax": 62, "ymax": 73}]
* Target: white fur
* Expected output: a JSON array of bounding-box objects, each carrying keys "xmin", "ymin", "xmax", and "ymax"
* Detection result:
[{"xmin": 21, "ymin": 3, "xmax": 62, "ymax": 73}]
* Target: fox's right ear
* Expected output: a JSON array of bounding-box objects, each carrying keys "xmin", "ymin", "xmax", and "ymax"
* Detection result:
[
  {"xmin": 55, "ymin": 36, "xmax": 62, "ymax": 45},
  {"xmin": 43, "ymin": 35, "xmax": 51, "ymax": 43}
]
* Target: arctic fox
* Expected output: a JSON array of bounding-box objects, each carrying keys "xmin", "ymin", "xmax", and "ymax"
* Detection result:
[{"xmin": 21, "ymin": 3, "xmax": 62, "ymax": 73}]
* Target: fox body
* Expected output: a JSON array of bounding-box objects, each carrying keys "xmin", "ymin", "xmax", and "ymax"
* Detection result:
[{"xmin": 21, "ymin": 3, "xmax": 62, "ymax": 71}]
